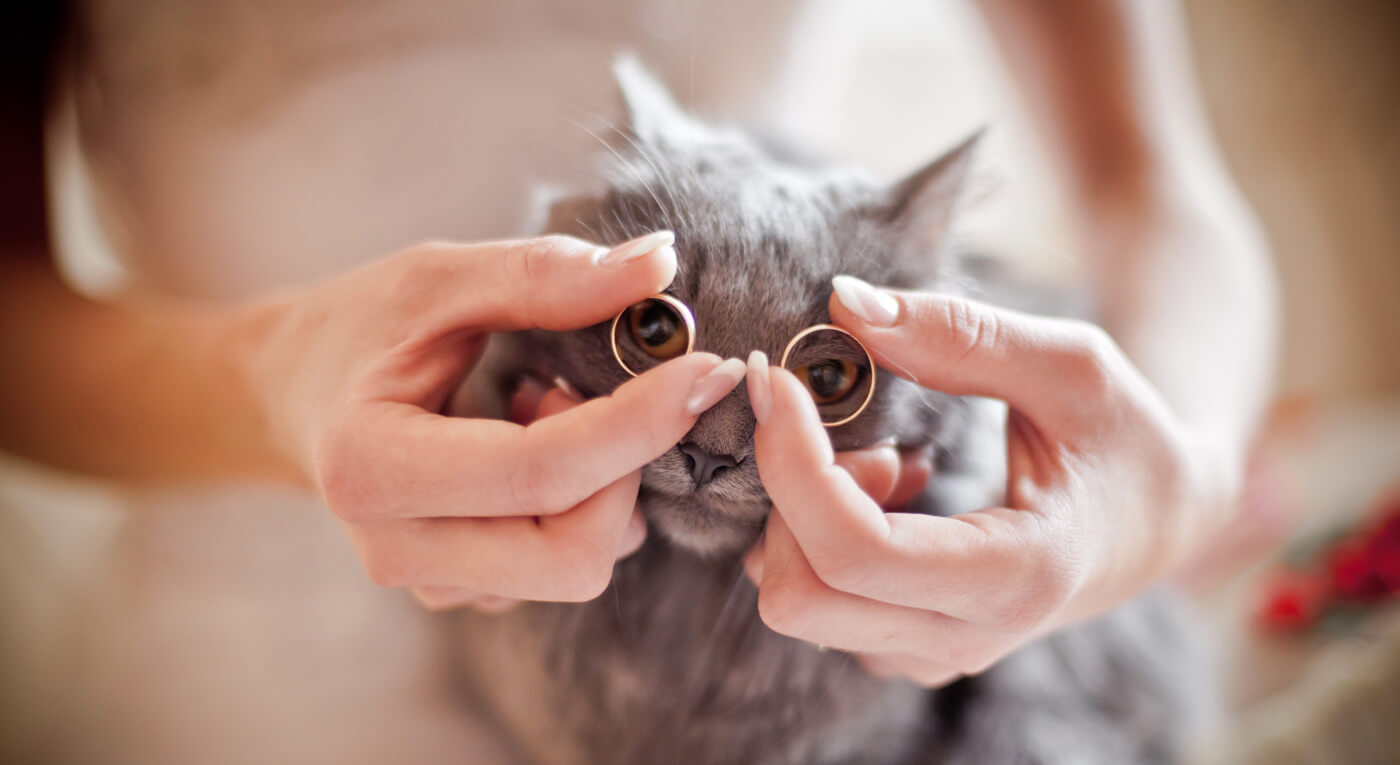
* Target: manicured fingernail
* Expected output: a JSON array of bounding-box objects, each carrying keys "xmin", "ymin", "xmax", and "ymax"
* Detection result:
[
  {"xmin": 746, "ymin": 350, "xmax": 772, "ymax": 424},
  {"xmin": 832, "ymin": 275, "xmax": 899, "ymax": 327},
  {"xmin": 686, "ymin": 358, "xmax": 746, "ymax": 415},
  {"xmin": 552, "ymin": 376, "xmax": 585, "ymax": 402},
  {"xmin": 597, "ymin": 230, "xmax": 676, "ymax": 268}
]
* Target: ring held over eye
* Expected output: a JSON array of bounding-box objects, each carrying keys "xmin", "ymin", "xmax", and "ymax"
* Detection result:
[{"xmin": 610, "ymin": 296, "xmax": 876, "ymax": 427}]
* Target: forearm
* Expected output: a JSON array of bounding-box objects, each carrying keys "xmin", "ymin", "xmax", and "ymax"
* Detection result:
[
  {"xmin": 1088, "ymin": 182, "xmax": 1276, "ymax": 457},
  {"xmin": 976, "ymin": 0, "xmax": 1278, "ymax": 452},
  {"xmin": 0, "ymin": 257, "xmax": 296, "ymax": 485}
]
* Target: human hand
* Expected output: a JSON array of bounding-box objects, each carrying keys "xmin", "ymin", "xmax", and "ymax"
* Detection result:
[
  {"xmin": 238, "ymin": 233, "xmax": 747, "ymax": 608},
  {"xmin": 741, "ymin": 275, "xmax": 1238, "ymax": 686}
]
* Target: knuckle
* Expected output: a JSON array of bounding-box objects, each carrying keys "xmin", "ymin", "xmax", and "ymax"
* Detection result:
[
  {"xmin": 805, "ymin": 547, "xmax": 872, "ymax": 594},
  {"xmin": 505, "ymin": 454, "xmax": 572, "ymax": 516},
  {"xmin": 314, "ymin": 433, "xmax": 374, "ymax": 523},
  {"xmin": 1007, "ymin": 557, "xmax": 1078, "ymax": 630},
  {"xmin": 513, "ymin": 235, "xmax": 585, "ymax": 284},
  {"xmin": 498, "ymin": 236, "xmax": 575, "ymax": 328},
  {"xmin": 756, "ymin": 582, "xmax": 810, "ymax": 637},
  {"xmin": 936, "ymin": 297, "xmax": 1002, "ymax": 368},
  {"xmin": 519, "ymin": 236, "xmax": 561, "ymax": 283},
  {"xmin": 1058, "ymin": 322, "xmax": 1118, "ymax": 392},
  {"xmin": 552, "ymin": 536, "xmax": 615, "ymax": 602},
  {"xmin": 361, "ymin": 544, "xmax": 408, "ymax": 588},
  {"xmin": 980, "ymin": 528, "xmax": 1083, "ymax": 631}
]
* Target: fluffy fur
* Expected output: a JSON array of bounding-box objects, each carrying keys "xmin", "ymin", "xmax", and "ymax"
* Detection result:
[{"xmin": 448, "ymin": 58, "xmax": 1206, "ymax": 765}]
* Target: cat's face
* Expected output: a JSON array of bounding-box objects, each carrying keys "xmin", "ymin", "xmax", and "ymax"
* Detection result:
[{"xmin": 505, "ymin": 60, "xmax": 980, "ymax": 557}]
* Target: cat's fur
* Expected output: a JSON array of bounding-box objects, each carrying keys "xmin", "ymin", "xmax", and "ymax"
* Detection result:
[{"xmin": 449, "ymin": 58, "xmax": 1207, "ymax": 765}]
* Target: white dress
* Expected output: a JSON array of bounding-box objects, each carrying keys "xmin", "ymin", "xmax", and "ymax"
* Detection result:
[{"xmin": 12, "ymin": 1, "xmax": 1043, "ymax": 761}]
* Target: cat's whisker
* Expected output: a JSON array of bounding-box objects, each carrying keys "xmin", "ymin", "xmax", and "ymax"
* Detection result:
[
  {"xmin": 601, "ymin": 117, "xmax": 688, "ymax": 218},
  {"xmin": 570, "ymin": 109, "xmax": 688, "ymax": 224},
  {"xmin": 565, "ymin": 116, "xmax": 671, "ymax": 222}
]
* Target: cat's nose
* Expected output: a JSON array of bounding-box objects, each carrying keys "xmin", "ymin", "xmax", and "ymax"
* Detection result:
[{"xmin": 678, "ymin": 443, "xmax": 739, "ymax": 487}]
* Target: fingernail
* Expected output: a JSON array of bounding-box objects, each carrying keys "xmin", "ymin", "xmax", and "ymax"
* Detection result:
[
  {"xmin": 686, "ymin": 358, "xmax": 746, "ymax": 415},
  {"xmin": 746, "ymin": 350, "xmax": 772, "ymax": 424},
  {"xmin": 832, "ymin": 275, "xmax": 899, "ymax": 327},
  {"xmin": 552, "ymin": 376, "xmax": 585, "ymax": 402},
  {"xmin": 597, "ymin": 230, "xmax": 676, "ymax": 268}
]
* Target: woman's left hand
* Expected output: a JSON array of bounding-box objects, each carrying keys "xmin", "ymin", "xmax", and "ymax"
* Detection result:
[{"xmin": 741, "ymin": 276, "xmax": 1240, "ymax": 687}]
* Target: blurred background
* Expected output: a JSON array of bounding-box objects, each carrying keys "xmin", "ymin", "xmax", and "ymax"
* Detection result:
[{"xmin": 3, "ymin": 0, "xmax": 1398, "ymax": 762}]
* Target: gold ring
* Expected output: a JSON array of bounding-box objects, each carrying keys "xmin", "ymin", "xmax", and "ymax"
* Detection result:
[
  {"xmin": 610, "ymin": 294, "xmax": 697, "ymax": 377},
  {"xmin": 779, "ymin": 323, "xmax": 877, "ymax": 428}
]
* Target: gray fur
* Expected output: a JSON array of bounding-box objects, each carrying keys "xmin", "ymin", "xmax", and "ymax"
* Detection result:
[{"xmin": 449, "ymin": 59, "xmax": 1206, "ymax": 764}]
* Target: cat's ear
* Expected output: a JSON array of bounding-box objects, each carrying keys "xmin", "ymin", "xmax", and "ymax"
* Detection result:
[
  {"xmin": 613, "ymin": 53, "xmax": 698, "ymax": 144},
  {"xmin": 527, "ymin": 184, "xmax": 602, "ymax": 237},
  {"xmin": 884, "ymin": 129, "xmax": 985, "ymax": 244}
]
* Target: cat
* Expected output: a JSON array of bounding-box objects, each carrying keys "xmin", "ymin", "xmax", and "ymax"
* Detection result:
[{"xmin": 448, "ymin": 57, "xmax": 1208, "ymax": 765}]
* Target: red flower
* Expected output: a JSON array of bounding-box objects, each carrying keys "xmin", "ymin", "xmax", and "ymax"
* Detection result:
[
  {"xmin": 1256, "ymin": 570, "xmax": 1329, "ymax": 632},
  {"xmin": 1329, "ymin": 538, "xmax": 1386, "ymax": 600},
  {"xmin": 1370, "ymin": 511, "xmax": 1400, "ymax": 593}
]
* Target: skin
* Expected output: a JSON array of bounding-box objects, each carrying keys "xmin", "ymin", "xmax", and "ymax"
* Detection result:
[
  {"xmin": 0, "ymin": 1, "xmax": 1275, "ymax": 682},
  {"xmin": 738, "ymin": 0, "xmax": 1278, "ymax": 684}
]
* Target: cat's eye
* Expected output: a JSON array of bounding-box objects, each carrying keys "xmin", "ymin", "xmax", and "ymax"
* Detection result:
[
  {"xmin": 610, "ymin": 298, "xmax": 876, "ymax": 428},
  {"xmin": 793, "ymin": 358, "xmax": 861, "ymax": 404},
  {"xmin": 611, "ymin": 295, "xmax": 696, "ymax": 376},
  {"xmin": 780, "ymin": 324, "xmax": 876, "ymax": 427}
]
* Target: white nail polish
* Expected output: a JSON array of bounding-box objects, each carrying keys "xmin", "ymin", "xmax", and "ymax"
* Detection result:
[
  {"xmin": 746, "ymin": 350, "xmax": 772, "ymax": 424},
  {"xmin": 686, "ymin": 358, "xmax": 747, "ymax": 415},
  {"xmin": 597, "ymin": 230, "xmax": 676, "ymax": 268},
  {"xmin": 832, "ymin": 275, "xmax": 900, "ymax": 327},
  {"xmin": 552, "ymin": 376, "xmax": 584, "ymax": 402}
]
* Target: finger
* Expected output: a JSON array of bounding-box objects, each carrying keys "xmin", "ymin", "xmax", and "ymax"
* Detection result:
[
  {"xmin": 507, "ymin": 377, "xmax": 553, "ymax": 424},
  {"xmin": 833, "ymin": 445, "xmax": 900, "ymax": 506},
  {"xmin": 537, "ymin": 397, "xmax": 644, "ymax": 559},
  {"xmin": 743, "ymin": 532, "xmax": 766, "ymax": 584},
  {"xmin": 886, "ymin": 449, "xmax": 934, "ymax": 510},
  {"xmin": 410, "ymin": 586, "xmax": 522, "ymax": 614},
  {"xmin": 753, "ymin": 366, "xmax": 898, "ymax": 572},
  {"xmin": 617, "ymin": 508, "xmax": 647, "ymax": 558},
  {"xmin": 754, "ymin": 367, "xmax": 1068, "ymax": 626},
  {"xmin": 349, "ymin": 470, "xmax": 643, "ymax": 602},
  {"xmin": 533, "ymin": 384, "xmax": 585, "ymax": 419},
  {"xmin": 413, "ymin": 232, "xmax": 678, "ymax": 335},
  {"xmin": 756, "ymin": 511, "xmax": 1000, "ymax": 665},
  {"xmin": 829, "ymin": 275, "xmax": 1128, "ymax": 429},
  {"xmin": 327, "ymin": 353, "xmax": 744, "ymax": 520}
]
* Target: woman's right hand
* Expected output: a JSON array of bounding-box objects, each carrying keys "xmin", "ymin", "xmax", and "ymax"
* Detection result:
[{"xmin": 234, "ymin": 233, "xmax": 747, "ymax": 609}]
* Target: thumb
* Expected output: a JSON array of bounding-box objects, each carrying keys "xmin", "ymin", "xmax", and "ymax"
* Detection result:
[
  {"xmin": 415, "ymin": 231, "xmax": 678, "ymax": 334},
  {"xmin": 828, "ymin": 275, "xmax": 1123, "ymax": 429}
]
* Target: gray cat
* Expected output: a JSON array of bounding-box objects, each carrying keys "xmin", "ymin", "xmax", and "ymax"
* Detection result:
[{"xmin": 449, "ymin": 59, "xmax": 1207, "ymax": 765}]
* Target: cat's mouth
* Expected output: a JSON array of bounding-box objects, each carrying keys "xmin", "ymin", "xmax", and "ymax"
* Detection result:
[
  {"xmin": 637, "ymin": 486, "xmax": 769, "ymax": 558},
  {"xmin": 638, "ymin": 447, "xmax": 770, "ymax": 558}
]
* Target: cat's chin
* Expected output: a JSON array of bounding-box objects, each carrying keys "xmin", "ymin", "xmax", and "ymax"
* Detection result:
[{"xmin": 637, "ymin": 486, "xmax": 768, "ymax": 558}]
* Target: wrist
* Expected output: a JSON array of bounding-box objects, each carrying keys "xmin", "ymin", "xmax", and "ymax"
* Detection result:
[
  {"xmin": 214, "ymin": 293, "xmax": 312, "ymax": 488},
  {"xmin": 1173, "ymin": 422, "xmax": 1248, "ymax": 566}
]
